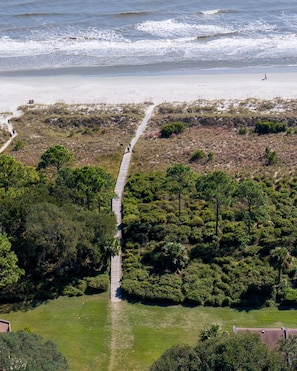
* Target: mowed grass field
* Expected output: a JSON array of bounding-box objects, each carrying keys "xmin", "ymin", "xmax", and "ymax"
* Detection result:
[{"xmin": 1, "ymin": 293, "xmax": 297, "ymax": 371}]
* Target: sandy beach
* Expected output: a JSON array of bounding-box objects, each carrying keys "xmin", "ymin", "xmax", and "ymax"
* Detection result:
[{"xmin": 1, "ymin": 71, "xmax": 297, "ymax": 116}]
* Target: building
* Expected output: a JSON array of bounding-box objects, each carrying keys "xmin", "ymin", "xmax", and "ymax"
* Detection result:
[
  {"xmin": 233, "ymin": 326, "xmax": 297, "ymax": 349},
  {"xmin": 0, "ymin": 319, "xmax": 11, "ymax": 333}
]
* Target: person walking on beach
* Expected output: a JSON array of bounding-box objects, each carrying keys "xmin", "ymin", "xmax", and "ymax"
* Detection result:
[{"xmin": 262, "ymin": 74, "xmax": 267, "ymax": 80}]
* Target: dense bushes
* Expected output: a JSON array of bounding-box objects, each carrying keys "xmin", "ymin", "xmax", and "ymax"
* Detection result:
[
  {"xmin": 255, "ymin": 120, "xmax": 287, "ymax": 134},
  {"xmin": 122, "ymin": 273, "xmax": 184, "ymax": 303},
  {"xmin": 122, "ymin": 169, "xmax": 297, "ymax": 307},
  {"xmin": 62, "ymin": 275, "xmax": 109, "ymax": 297}
]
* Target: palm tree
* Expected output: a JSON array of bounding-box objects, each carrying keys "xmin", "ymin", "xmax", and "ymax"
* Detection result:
[{"xmin": 162, "ymin": 242, "xmax": 189, "ymax": 273}]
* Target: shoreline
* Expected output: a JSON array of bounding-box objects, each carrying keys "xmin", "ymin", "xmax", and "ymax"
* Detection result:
[{"xmin": 1, "ymin": 71, "xmax": 297, "ymax": 116}]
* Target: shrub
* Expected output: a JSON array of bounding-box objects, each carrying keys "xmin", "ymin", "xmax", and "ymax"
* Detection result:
[
  {"xmin": 283, "ymin": 288, "xmax": 297, "ymax": 304},
  {"xmin": 190, "ymin": 149, "xmax": 206, "ymax": 162},
  {"xmin": 264, "ymin": 147, "xmax": 279, "ymax": 166},
  {"xmin": 255, "ymin": 120, "xmax": 287, "ymax": 135},
  {"xmin": 207, "ymin": 152, "xmax": 214, "ymax": 162},
  {"xmin": 13, "ymin": 140, "xmax": 25, "ymax": 151},
  {"xmin": 76, "ymin": 279, "xmax": 88, "ymax": 293},
  {"xmin": 286, "ymin": 128, "xmax": 292, "ymax": 135},
  {"xmin": 239, "ymin": 126, "xmax": 248, "ymax": 135},
  {"xmin": 150, "ymin": 274, "xmax": 184, "ymax": 303},
  {"xmin": 122, "ymin": 274, "xmax": 184, "ymax": 303},
  {"xmin": 86, "ymin": 274, "xmax": 109, "ymax": 293},
  {"xmin": 189, "ymin": 227, "xmax": 203, "ymax": 244},
  {"xmin": 62, "ymin": 285, "xmax": 84, "ymax": 297},
  {"xmin": 121, "ymin": 278, "xmax": 142, "ymax": 298},
  {"xmin": 161, "ymin": 121, "xmax": 185, "ymax": 138},
  {"xmin": 124, "ymin": 268, "xmax": 149, "ymax": 281}
]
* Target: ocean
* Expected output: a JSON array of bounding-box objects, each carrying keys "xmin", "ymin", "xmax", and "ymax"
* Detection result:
[{"xmin": 1, "ymin": 0, "xmax": 297, "ymax": 75}]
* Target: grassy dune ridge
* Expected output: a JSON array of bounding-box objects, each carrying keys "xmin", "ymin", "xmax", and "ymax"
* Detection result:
[{"xmin": 5, "ymin": 99, "xmax": 297, "ymax": 178}]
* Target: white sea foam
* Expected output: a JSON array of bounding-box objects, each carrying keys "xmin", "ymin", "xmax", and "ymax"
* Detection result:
[
  {"xmin": 1, "ymin": 0, "xmax": 297, "ymax": 73},
  {"xmin": 242, "ymin": 20, "xmax": 277, "ymax": 34},
  {"xmin": 198, "ymin": 9, "xmax": 225, "ymax": 16},
  {"xmin": 1, "ymin": 30, "xmax": 297, "ymax": 66},
  {"xmin": 136, "ymin": 19, "xmax": 233, "ymax": 38}
]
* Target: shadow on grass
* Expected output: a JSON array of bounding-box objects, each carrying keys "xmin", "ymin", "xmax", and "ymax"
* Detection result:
[
  {"xmin": 278, "ymin": 304, "xmax": 297, "ymax": 311},
  {"xmin": 121, "ymin": 292, "xmax": 203, "ymax": 308},
  {"xmin": 0, "ymin": 299, "xmax": 48, "ymax": 314},
  {"xmin": 234, "ymin": 304, "xmax": 297, "ymax": 313},
  {"xmin": 231, "ymin": 305, "xmax": 266, "ymax": 313}
]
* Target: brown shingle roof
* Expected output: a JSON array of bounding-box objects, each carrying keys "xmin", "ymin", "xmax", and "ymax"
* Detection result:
[{"xmin": 233, "ymin": 326, "xmax": 287, "ymax": 349}]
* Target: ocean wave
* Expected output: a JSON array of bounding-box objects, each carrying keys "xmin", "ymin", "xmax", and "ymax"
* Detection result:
[
  {"xmin": 197, "ymin": 9, "xmax": 236, "ymax": 16},
  {"xmin": 280, "ymin": 13, "xmax": 297, "ymax": 31},
  {"xmin": 32, "ymin": 26, "xmax": 127, "ymax": 43},
  {"xmin": 196, "ymin": 31, "xmax": 238, "ymax": 40},
  {"xmin": 136, "ymin": 19, "xmax": 234, "ymax": 38},
  {"xmin": 1, "ymin": 16, "xmax": 297, "ymax": 72},
  {"xmin": 15, "ymin": 12, "xmax": 62, "ymax": 18},
  {"xmin": 1, "ymin": 32, "xmax": 297, "ymax": 59},
  {"xmin": 242, "ymin": 20, "xmax": 277, "ymax": 34},
  {"xmin": 115, "ymin": 11, "xmax": 153, "ymax": 17}
]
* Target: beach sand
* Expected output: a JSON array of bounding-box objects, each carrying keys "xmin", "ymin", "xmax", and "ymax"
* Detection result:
[{"xmin": 1, "ymin": 72, "xmax": 297, "ymax": 115}]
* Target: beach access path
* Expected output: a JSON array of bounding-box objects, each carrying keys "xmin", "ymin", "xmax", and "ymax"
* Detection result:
[
  {"xmin": 110, "ymin": 104, "xmax": 155, "ymax": 302},
  {"xmin": 0, "ymin": 114, "xmax": 17, "ymax": 153}
]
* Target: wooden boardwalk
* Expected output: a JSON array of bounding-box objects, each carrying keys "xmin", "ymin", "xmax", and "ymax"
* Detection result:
[
  {"xmin": 0, "ymin": 114, "xmax": 17, "ymax": 153},
  {"xmin": 110, "ymin": 104, "xmax": 155, "ymax": 302}
]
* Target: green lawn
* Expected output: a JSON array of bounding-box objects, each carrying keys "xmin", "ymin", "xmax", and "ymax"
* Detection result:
[
  {"xmin": 1, "ymin": 294, "xmax": 297, "ymax": 371},
  {"xmin": 2, "ymin": 294, "xmax": 111, "ymax": 371}
]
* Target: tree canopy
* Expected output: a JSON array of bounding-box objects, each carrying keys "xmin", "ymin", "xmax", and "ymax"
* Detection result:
[
  {"xmin": 56, "ymin": 166, "xmax": 115, "ymax": 210},
  {"xmin": 150, "ymin": 330, "xmax": 284, "ymax": 371},
  {"xmin": 196, "ymin": 171, "xmax": 236, "ymax": 236},
  {"xmin": 236, "ymin": 179, "xmax": 268, "ymax": 234},
  {"xmin": 0, "ymin": 330, "xmax": 69, "ymax": 370},
  {"xmin": 24, "ymin": 202, "xmax": 80, "ymax": 271},
  {"xmin": 0, "ymin": 154, "xmax": 30, "ymax": 192},
  {"xmin": 166, "ymin": 163, "xmax": 193, "ymax": 216},
  {"xmin": 0, "ymin": 233, "xmax": 23, "ymax": 287},
  {"xmin": 0, "ymin": 148, "xmax": 116, "ymax": 301},
  {"xmin": 37, "ymin": 145, "xmax": 74, "ymax": 173}
]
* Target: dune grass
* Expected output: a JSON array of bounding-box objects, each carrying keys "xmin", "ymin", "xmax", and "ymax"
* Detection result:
[
  {"xmin": 6, "ymin": 99, "xmax": 297, "ymax": 179},
  {"xmin": 7, "ymin": 103, "xmax": 147, "ymax": 177},
  {"xmin": 1, "ymin": 294, "xmax": 297, "ymax": 371}
]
